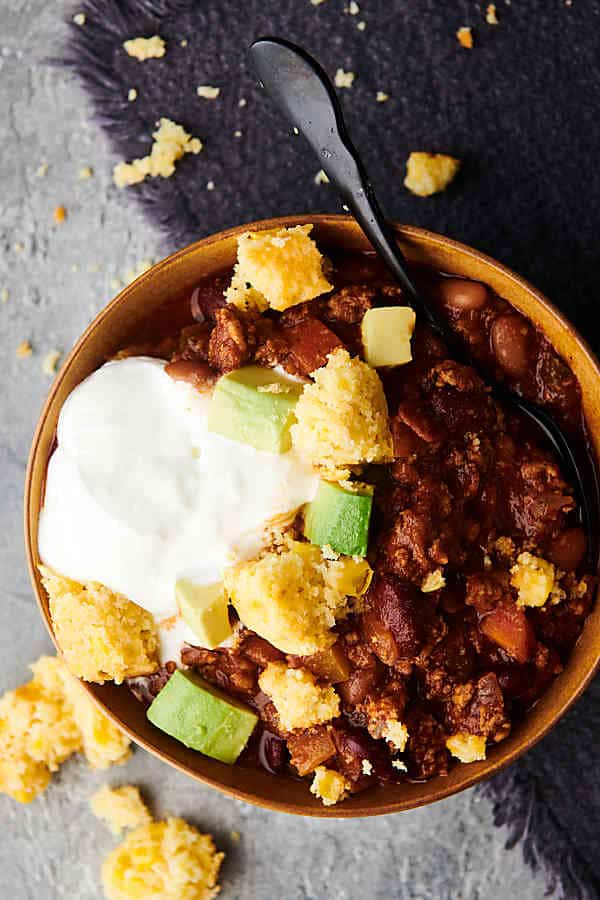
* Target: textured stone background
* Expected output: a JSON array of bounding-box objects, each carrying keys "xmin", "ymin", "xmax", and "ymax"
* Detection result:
[{"xmin": 0, "ymin": 2, "xmax": 562, "ymax": 897}]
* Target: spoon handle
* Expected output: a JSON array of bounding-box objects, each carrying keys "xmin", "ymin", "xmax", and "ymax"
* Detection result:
[{"xmin": 248, "ymin": 37, "xmax": 439, "ymax": 334}]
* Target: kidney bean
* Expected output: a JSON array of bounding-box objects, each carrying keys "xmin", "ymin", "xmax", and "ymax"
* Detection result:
[
  {"xmin": 548, "ymin": 527, "xmax": 587, "ymax": 571},
  {"xmin": 258, "ymin": 730, "xmax": 288, "ymax": 774},
  {"xmin": 165, "ymin": 359, "xmax": 216, "ymax": 392},
  {"xmin": 490, "ymin": 314, "xmax": 532, "ymax": 377},
  {"xmin": 437, "ymin": 278, "xmax": 488, "ymax": 311}
]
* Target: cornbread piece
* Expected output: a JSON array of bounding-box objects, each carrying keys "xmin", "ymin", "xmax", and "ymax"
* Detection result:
[
  {"xmin": 147, "ymin": 670, "xmax": 258, "ymax": 763},
  {"xmin": 421, "ymin": 569, "xmax": 446, "ymax": 593},
  {"xmin": 404, "ymin": 152, "xmax": 461, "ymax": 197},
  {"xmin": 258, "ymin": 662, "xmax": 340, "ymax": 731},
  {"xmin": 16, "ymin": 340, "xmax": 32, "ymax": 358},
  {"xmin": 382, "ymin": 720, "xmax": 409, "ymax": 752},
  {"xmin": 510, "ymin": 552, "xmax": 557, "ymax": 607},
  {"xmin": 361, "ymin": 306, "xmax": 416, "ymax": 367},
  {"xmin": 303, "ymin": 480, "xmax": 373, "ymax": 557},
  {"xmin": 0, "ymin": 656, "xmax": 130, "ymax": 803},
  {"xmin": 176, "ymin": 580, "xmax": 232, "ymax": 649},
  {"xmin": 40, "ymin": 566, "xmax": 159, "ymax": 683},
  {"xmin": 224, "ymin": 542, "xmax": 354, "ymax": 655},
  {"xmin": 456, "ymin": 26, "xmax": 474, "ymax": 48},
  {"xmin": 196, "ymin": 85, "xmax": 220, "ymax": 99},
  {"xmin": 310, "ymin": 767, "xmax": 350, "ymax": 806},
  {"xmin": 123, "ymin": 36, "xmax": 166, "ymax": 61},
  {"xmin": 113, "ymin": 118, "xmax": 202, "ymax": 188},
  {"xmin": 102, "ymin": 818, "xmax": 223, "ymax": 900},
  {"xmin": 334, "ymin": 68, "xmax": 355, "ymax": 89},
  {"xmin": 225, "ymin": 225, "xmax": 332, "ymax": 312},
  {"xmin": 53, "ymin": 205, "xmax": 67, "ymax": 224},
  {"xmin": 42, "ymin": 349, "xmax": 61, "ymax": 376},
  {"xmin": 486, "ymin": 4, "xmax": 499, "ymax": 25},
  {"xmin": 446, "ymin": 732, "xmax": 487, "ymax": 763},
  {"xmin": 376, "ymin": 91, "xmax": 389, "ymax": 102},
  {"xmin": 291, "ymin": 349, "xmax": 393, "ymax": 476},
  {"xmin": 91, "ymin": 785, "xmax": 152, "ymax": 835}
]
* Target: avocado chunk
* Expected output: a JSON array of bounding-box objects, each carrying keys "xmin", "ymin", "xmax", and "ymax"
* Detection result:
[
  {"xmin": 208, "ymin": 365, "xmax": 302, "ymax": 453},
  {"xmin": 303, "ymin": 480, "xmax": 373, "ymax": 557},
  {"xmin": 147, "ymin": 669, "xmax": 258, "ymax": 764},
  {"xmin": 361, "ymin": 306, "xmax": 416, "ymax": 367},
  {"xmin": 176, "ymin": 580, "xmax": 232, "ymax": 650}
]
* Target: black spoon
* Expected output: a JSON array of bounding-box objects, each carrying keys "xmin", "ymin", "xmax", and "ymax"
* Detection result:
[{"xmin": 248, "ymin": 36, "xmax": 600, "ymax": 569}]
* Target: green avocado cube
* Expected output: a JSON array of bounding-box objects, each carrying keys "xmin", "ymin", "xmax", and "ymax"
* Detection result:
[
  {"xmin": 303, "ymin": 480, "xmax": 373, "ymax": 557},
  {"xmin": 176, "ymin": 580, "xmax": 233, "ymax": 650},
  {"xmin": 147, "ymin": 669, "xmax": 258, "ymax": 764},
  {"xmin": 207, "ymin": 365, "xmax": 302, "ymax": 453}
]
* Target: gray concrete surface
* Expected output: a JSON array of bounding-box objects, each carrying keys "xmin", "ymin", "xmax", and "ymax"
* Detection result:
[{"xmin": 0, "ymin": 3, "xmax": 549, "ymax": 898}]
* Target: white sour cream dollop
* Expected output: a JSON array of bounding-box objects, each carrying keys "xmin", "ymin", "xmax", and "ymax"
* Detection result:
[{"xmin": 38, "ymin": 357, "xmax": 318, "ymax": 663}]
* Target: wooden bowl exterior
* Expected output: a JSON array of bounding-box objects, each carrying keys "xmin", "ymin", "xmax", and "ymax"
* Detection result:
[{"xmin": 24, "ymin": 216, "xmax": 600, "ymax": 817}]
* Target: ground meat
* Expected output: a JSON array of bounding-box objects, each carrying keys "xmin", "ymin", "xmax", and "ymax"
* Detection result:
[
  {"xmin": 445, "ymin": 673, "xmax": 510, "ymax": 741},
  {"xmin": 175, "ymin": 323, "xmax": 212, "ymax": 362},
  {"xmin": 404, "ymin": 706, "xmax": 450, "ymax": 780},
  {"xmin": 208, "ymin": 307, "xmax": 256, "ymax": 373},
  {"xmin": 465, "ymin": 570, "xmax": 512, "ymax": 612},
  {"xmin": 321, "ymin": 284, "xmax": 375, "ymax": 324},
  {"xmin": 181, "ymin": 645, "xmax": 258, "ymax": 697},
  {"xmin": 252, "ymin": 318, "xmax": 291, "ymax": 370}
]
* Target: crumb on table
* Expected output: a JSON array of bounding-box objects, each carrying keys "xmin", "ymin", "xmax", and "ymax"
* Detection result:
[
  {"xmin": 404, "ymin": 151, "xmax": 460, "ymax": 197},
  {"xmin": 457, "ymin": 26, "xmax": 474, "ymax": 48},
  {"xmin": 123, "ymin": 36, "xmax": 166, "ymax": 61}
]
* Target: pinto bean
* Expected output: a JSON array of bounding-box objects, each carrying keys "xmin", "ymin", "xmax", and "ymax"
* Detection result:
[
  {"xmin": 165, "ymin": 359, "xmax": 216, "ymax": 392},
  {"xmin": 490, "ymin": 314, "xmax": 532, "ymax": 377},
  {"xmin": 438, "ymin": 278, "xmax": 488, "ymax": 311}
]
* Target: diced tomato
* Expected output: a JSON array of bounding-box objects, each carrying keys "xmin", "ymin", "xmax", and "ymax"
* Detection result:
[
  {"xmin": 293, "ymin": 642, "xmax": 351, "ymax": 683},
  {"xmin": 480, "ymin": 602, "xmax": 536, "ymax": 664},
  {"xmin": 282, "ymin": 317, "xmax": 343, "ymax": 375},
  {"xmin": 287, "ymin": 725, "xmax": 337, "ymax": 776}
]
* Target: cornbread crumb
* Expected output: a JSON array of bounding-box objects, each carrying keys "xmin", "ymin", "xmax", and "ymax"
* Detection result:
[
  {"xmin": 383, "ymin": 720, "xmax": 409, "ymax": 752},
  {"xmin": 259, "ymin": 661, "xmax": 340, "ymax": 732},
  {"xmin": 404, "ymin": 151, "xmax": 460, "ymax": 197},
  {"xmin": 91, "ymin": 785, "xmax": 152, "ymax": 835},
  {"xmin": 225, "ymin": 542, "xmax": 352, "ymax": 655},
  {"xmin": 0, "ymin": 656, "xmax": 131, "ymax": 803},
  {"xmin": 102, "ymin": 818, "xmax": 223, "ymax": 900},
  {"xmin": 457, "ymin": 26, "xmax": 474, "ymax": 49},
  {"xmin": 181, "ymin": 39, "xmax": 188, "ymax": 47},
  {"xmin": 311, "ymin": 0, "xmax": 327, "ymax": 5},
  {"xmin": 357, "ymin": 21, "xmax": 366, "ymax": 31},
  {"xmin": 234, "ymin": 130, "xmax": 242, "ymax": 138},
  {"xmin": 53, "ymin": 205, "xmax": 67, "ymax": 224},
  {"xmin": 230, "ymin": 830, "xmax": 241, "ymax": 843},
  {"xmin": 238, "ymin": 97, "xmax": 247, "ymax": 107},
  {"xmin": 446, "ymin": 732, "xmax": 487, "ymax": 763},
  {"xmin": 42, "ymin": 349, "xmax": 61, "ymax": 376},
  {"xmin": 310, "ymin": 767, "xmax": 350, "ymax": 806},
  {"xmin": 114, "ymin": 118, "xmax": 202, "ymax": 187},
  {"xmin": 376, "ymin": 91, "xmax": 389, "ymax": 102},
  {"xmin": 392, "ymin": 759, "xmax": 407, "ymax": 772},
  {"xmin": 361, "ymin": 758, "xmax": 373, "ymax": 775},
  {"xmin": 206, "ymin": 180, "xmax": 215, "ymax": 191},
  {"xmin": 334, "ymin": 68, "xmax": 355, "ymax": 89},
  {"xmin": 291, "ymin": 348, "xmax": 393, "ymax": 476},
  {"xmin": 314, "ymin": 169, "xmax": 330, "ymax": 185},
  {"xmin": 73, "ymin": 12, "xmax": 86, "ymax": 25},
  {"xmin": 1, "ymin": 287, "xmax": 8, "ymax": 303},
  {"xmin": 486, "ymin": 4, "xmax": 499, "ymax": 24},
  {"xmin": 347, "ymin": 0, "xmax": 360, "ymax": 13},
  {"xmin": 40, "ymin": 566, "xmax": 159, "ymax": 683},
  {"xmin": 16, "ymin": 340, "xmax": 32, "ymax": 358},
  {"xmin": 78, "ymin": 166, "xmax": 93, "ymax": 180},
  {"xmin": 510, "ymin": 552, "xmax": 556, "ymax": 608},
  {"xmin": 196, "ymin": 85, "xmax": 220, "ymax": 99},
  {"xmin": 494, "ymin": 535, "xmax": 516, "ymax": 561},
  {"xmin": 36, "ymin": 162, "xmax": 48, "ymax": 177},
  {"xmin": 421, "ymin": 568, "xmax": 446, "ymax": 593},
  {"xmin": 13, "ymin": 241, "xmax": 25, "ymax": 252},
  {"xmin": 127, "ymin": 88, "xmax": 137, "ymax": 102},
  {"xmin": 225, "ymin": 224, "xmax": 332, "ymax": 312},
  {"xmin": 123, "ymin": 36, "xmax": 166, "ymax": 61}
]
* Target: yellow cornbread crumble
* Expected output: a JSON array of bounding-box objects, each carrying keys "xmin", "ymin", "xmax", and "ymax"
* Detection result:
[
  {"xmin": 225, "ymin": 224, "xmax": 332, "ymax": 312},
  {"xmin": 446, "ymin": 732, "xmax": 487, "ymax": 763},
  {"xmin": 382, "ymin": 719, "xmax": 409, "ymax": 752},
  {"xmin": 0, "ymin": 656, "xmax": 130, "ymax": 803},
  {"xmin": 123, "ymin": 36, "xmax": 166, "ymax": 61},
  {"xmin": 421, "ymin": 568, "xmax": 446, "ymax": 593},
  {"xmin": 224, "ymin": 542, "xmax": 360, "ymax": 655},
  {"xmin": 404, "ymin": 152, "xmax": 460, "ymax": 197},
  {"xmin": 91, "ymin": 785, "xmax": 152, "ymax": 835},
  {"xmin": 102, "ymin": 817, "xmax": 224, "ymax": 900},
  {"xmin": 40, "ymin": 566, "xmax": 159, "ymax": 683},
  {"xmin": 310, "ymin": 767, "xmax": 350, "ymax": 807},
  {"xmin": 510, "ymin": 552, "xmax": 557, "ymax": 608},
  {"xmin": 291, "ymin": 348, "xmax": 393, "ymax": 477},
  {"xmin": 113, "ymin": 118, "xmax": 202, "ymax": 188},
  {"xmin": 259, "ymin": 661, "xmax": 340, "ymax": 732}
]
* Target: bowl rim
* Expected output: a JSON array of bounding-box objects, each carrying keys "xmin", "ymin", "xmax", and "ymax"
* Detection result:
[{"xmin": 24, "ymin": 214, "xmax": 600, "ymax": 817}]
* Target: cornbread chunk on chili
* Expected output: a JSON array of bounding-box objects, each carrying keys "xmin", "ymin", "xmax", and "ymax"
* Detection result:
[
  {"xmin": 113, "ymin": 118, "xmax": 202, "ymax": 187},
  {"xmin": 0, "ymin": 656, "xmax": 130, "ymax": 803},
  {"xmin": 91, "ymin": 785, "xmax": 152, "ymax": 835},
  {"xmin": 225, "ymin": 224, "xmax": 332, "ymax": 312},
  {"xmin": 225, "ymin": 542, "xmax": 361, "ymax": 655},
  {"xmin": 404, "ymin": 152, "xmax": 460, "ymax": 197},
  {"xmin": 291, "ymin": 348, "xmax": 393, "ymax": 476},
  {"xmin": 102, "ymin": 817, "xmax": 223, "ymax": 900},
  {"xmin": 446, "ymin": 732, "xmax": 487, "ymax": 763},
  {"xmin": 123, "ymin": 36, "xmax": 166, "ymax": 60},
  {"xmin": 259, "ymin": 661, "xmax": 340, "ymax": 731},
  {"xmin": 310, "ymin": 766, "xmax": 350, "ymax": 806},
  {"xmin": 510, "ymin": 552, "xmax": 557, "ymax": 607},
  {"xmin": 382, "ymin": 719, "xmax": 409, "ymax": 752},
  {"xmin": 40, "ymin": 566, "xmax": 159, "ymax": 683}
]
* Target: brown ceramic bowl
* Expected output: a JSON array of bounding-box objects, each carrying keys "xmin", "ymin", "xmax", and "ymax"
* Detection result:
[{"xmin": 25, "ymin": 216, "xmax": 600, "ymax": 817}]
